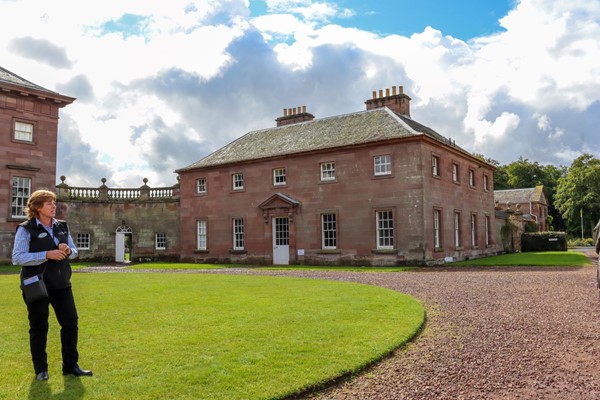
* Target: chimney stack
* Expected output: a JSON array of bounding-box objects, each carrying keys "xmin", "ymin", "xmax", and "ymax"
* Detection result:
[
  {"xmin": 365, "ymin": 85, "xmax": 411, "ymax": 117},
  {"xmin": 276, "ymin": 105, "xmax": 315, "ymax": 127}
]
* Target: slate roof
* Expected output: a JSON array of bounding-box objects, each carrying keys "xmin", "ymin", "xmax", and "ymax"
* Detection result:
[
  {"xmin": 494, "ymin": 186, "xmax": 547, "ymax": 205},
  {"xmin": 0, "ymin": 66, "xmax": 56, "ymax": 93},
  {"xmin": 178, "ymin": 107, "xmax": 465, "ymax": 172}
]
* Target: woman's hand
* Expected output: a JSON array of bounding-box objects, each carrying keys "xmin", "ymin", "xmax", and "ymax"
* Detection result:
[
  {"xmin": 58, "ymin": 243, "xmax": 72, "ymax": 255},
  {"xmin": 46, "ymin": 249, "xmax": 69, "ymax": 260}
]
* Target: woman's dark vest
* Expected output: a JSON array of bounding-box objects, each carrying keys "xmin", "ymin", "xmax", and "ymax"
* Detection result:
[{"xmin": 19, "ymin": 219, "xmax": 72, "ymax": 290}]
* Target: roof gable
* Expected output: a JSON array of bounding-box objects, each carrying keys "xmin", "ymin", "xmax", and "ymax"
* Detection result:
[{"xmin": 494, "ymin": 186, "xmax": 547, "ymax": 205}]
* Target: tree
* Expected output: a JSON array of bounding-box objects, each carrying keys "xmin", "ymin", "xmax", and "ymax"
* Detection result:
[{"xmin": 554, "ymin": 154, "xmax": 600, "ymax": 237}]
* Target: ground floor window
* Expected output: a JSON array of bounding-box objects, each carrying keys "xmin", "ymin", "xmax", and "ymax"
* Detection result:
[
  {"xmin": 471, "ymin": 214, "xmax": 478, "ymax": 248},
  {"xmin": 155, "ymin": 232, "xmax": 166, "ymax": 250},
  {"xmin": 434, "ymin": 208, "xmax": 442, "ymax": 249},
  {"xmin": 485, "ymin": 215, "xmax": 491, "ymax": 246},
  {"xmin": 376, "ymin": 210, "xmax": 394, "ymax": 249},
  {"xmin": 197, "ymin": 220, "xmax": 207, "ymax": 250},
  {"xmin": 321, "ymin": 213, "xmax": 337, "ymax": 249},
  {"xmin": 454, "ymin": 211, "xmax": 461, "ymax": 248},
  {"xmin": 12, "ymin": 177, "xmax": 31, "ymax": 218},
  {"xmin": 76, "ymin": 233, "xmax": 91, "ymax": 250},
  {"xmin": 233, "ymin": 218, "xmax": 244, "ymax": 250}
]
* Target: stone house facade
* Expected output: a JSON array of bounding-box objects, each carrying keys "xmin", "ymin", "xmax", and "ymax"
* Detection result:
[{"xmin": 176, "ymin": 87, "xmax": 500, "ymax": 266}]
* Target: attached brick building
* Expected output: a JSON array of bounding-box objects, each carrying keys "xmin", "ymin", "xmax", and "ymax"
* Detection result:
[
  {"xmin": 494, "ymin": 186, "xmax": 549, "ymax": 232},
  {"xmin": 176, "ymin": 87, "xmax": 500, "ymax": 266},
  {"xmin": 0, "ymin": 67, "xmax": 74, "ymax": 259}
]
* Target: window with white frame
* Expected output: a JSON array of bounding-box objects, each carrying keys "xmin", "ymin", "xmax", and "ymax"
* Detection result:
[
  {"xmin": 11, "ymin": 177, "xmax": 31, "ymax": 218},
  {"xmin": 196, "ymin": 178, "xmax": 207, "ymax": 194},
  {"xmin": 432, "ymin": 155, "xmax": 440, "ymax": 177},
  {"xmin": 376, "ymin": 210, "xmax": 394, "ymax": 249},
  {"xmin": 434, "ymin": 208, "xmax": 442, "ymax": 249},
  {"xmin": 485, "ymin": 215, "xmax": 491, "ymax": 246},
  {"xmin": 197, "ymin": 220, "xmax": 207, "ymax": 250},
  {"xmin": 232, "ymin": 173, "xmax": 244, "ymax": 190},
  {"xmin": 483, "ymin": 174, "xmax": 489, "ymax": 191},
  {"xmin": 452, "ymin": 163, "xmax": 459, "ymax": 182},
  {"xmin": 454, "ymin": 211, "xmax": 461, "ymax": 248},
  {"xmin": 233, "ymin": 218, "xmax": 244, "ymax": 250},
  {"xmin": 155, "ymin": 232, "xmax": 166, "ymax": 250},
  {"xmin": 321, "ymin": 213, "xmax": 337, "ymax": 249},
  {"xmin": 469, "ymin": 169, "xmax": 475, "ymax": 187},
  {"xmin": 471, "ymin": 214, "xmax": 477, "ymax": 247},
  {"xmin": 14, "ymin": 121, "xmax": 34, "ymax": 142},
  {"xmin": 320, "ymin": 162, "xmax": 335, "ymax": 181},
  {"xmin": 273, "ymin": 168, "xmax": 286, "ymax": 186},
  {"xmin": 374, "ymin": 155, "xmax": 392, "ymax": 176},
  {"xmin": 76, "ymin": 233, "xmax": 91, "ymax": 250}
]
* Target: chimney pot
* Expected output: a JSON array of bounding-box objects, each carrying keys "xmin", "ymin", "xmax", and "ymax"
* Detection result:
[
  {"xmin": 302, "ymin": 105, "xmax": 306, "ymax": 113},
  {"xmin": 386, "ymin": 88, "xmax": 390, "ymax": 97},
  {"xmin": 372, "ymin": 91, "xmax": 377, "ymax": 99},
  {"xmin": 392, "ymin": 86, "xmax": 397, "ymax": 95},
  {"xmin": 378, "ymin": 89, "xmax": 383, "ymax": 98},
  {"xmin": 399, "ymin": 85, "xmax": 404, "ymax": 94}
]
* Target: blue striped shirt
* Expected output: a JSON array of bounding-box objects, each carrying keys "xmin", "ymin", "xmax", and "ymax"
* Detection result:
[{"xmin": 12, "ymin": 218, "xmax": 78, "ymax": 266}]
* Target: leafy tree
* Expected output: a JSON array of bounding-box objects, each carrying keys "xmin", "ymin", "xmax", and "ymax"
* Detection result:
[{"xmin": 554, "ymin": 154, "xmax": 600, "ymax": 237}]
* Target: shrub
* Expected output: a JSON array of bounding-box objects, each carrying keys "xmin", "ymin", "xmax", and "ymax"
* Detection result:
[{"xmin": 521, "ymin": 232, "xmax": 567, "ymax": 252}]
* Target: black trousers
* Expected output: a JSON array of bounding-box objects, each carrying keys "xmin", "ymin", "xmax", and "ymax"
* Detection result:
[{"xmin": 24, "ymin": 287, "xmax": 79, "ymax": 374}]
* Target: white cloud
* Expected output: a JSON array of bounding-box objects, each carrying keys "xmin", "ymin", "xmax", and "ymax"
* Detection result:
[{"xmin": 1, "ymin": 0, "xmax": 599, "ymax": 189}]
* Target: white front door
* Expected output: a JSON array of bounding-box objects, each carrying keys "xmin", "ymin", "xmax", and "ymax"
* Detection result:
[
  {"xmin": 272, "ymin": 217, "xmax": 289, "ymax": 265},
  {"xmin": 115, "ymin": 232, "xmax": 125, "ymax": 262}
]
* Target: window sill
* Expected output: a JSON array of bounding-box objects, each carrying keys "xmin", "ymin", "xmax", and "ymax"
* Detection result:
[
  {"xmin": 371, "ymin": 249, "xmax": 397, "ymax": 255},
  {"xmin": 229, "ymin": 249, "xmax": 247, "ymax": 254},
  {"xmin": 434, "ymin": 247, "xmax": 444, "ymax": 253},
  {"xmin": 318, "ymin": 249, "xmax": 341, "ymax": 254},
  {"xmin": 194, "ymin": 249, "xmax": 209, "ymax": 254}
]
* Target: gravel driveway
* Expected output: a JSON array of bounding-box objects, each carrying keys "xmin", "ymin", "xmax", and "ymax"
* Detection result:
[{"xmin": 270, "ymin": 250, "xmax": 600, "ymax": 400}]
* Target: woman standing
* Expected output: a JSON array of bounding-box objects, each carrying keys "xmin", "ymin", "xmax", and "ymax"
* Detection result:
[{"xmin": 12, "ymin": 189, "xmax": 92, "ymax": 381}]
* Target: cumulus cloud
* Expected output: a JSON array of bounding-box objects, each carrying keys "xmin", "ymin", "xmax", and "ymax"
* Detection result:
[
  {"xmin": 8, "ymin": 37, "xmax": 73, "ymax": 68},
  {"xmin": 0, "ymin": 0, "xmax": 599, "ymax": 189}
]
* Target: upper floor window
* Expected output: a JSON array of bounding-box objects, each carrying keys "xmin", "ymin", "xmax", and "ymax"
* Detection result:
[
  {"xmin": 76, "ymin": 233, "xmax": 91, "ymax": 250},
  {"xmin": 197, "ymin": 220, "xmax": 207, "ymax": 250},
  {"xmin": 452, "ymin": 163, "xmax": 460, "ymax": 183},
  {"xmin": 469, "ymin": 169, "xmax": 476, "ymax": 187},
  {"xmin": 321, "ymin": 213, "xmax": 337, "ymax": 249},
  {"xmin": 432, "ymin": 155, "xmax": 440, "ymax": 177},
  {"xmin": 320, "ymin": 162, "xmax": 335, "ymax": 181},
  {"xmin": 233, "ymin": 218, "xmax": 245, "ymax": 250},
  {"xmin": 155, "ymin": 232, "xmax": 167, "ymax": 250},
  {"xmin": 14, "ymin": 121, "xmax": 34, "ymax": 142},
  {"xmin": 376, "ymin": 210, "xmax": 394, "ymax": 249},
  {"xmin": 11, "ymin": 177, "xmax": 31, "ymax": 218},
  {"xmin": 483, "ymin": 174, "xmax": 489, "ymax": 191},
  {"xmin": 374, "ymin": 155, "xmax": 392, "ymax": 176},
  {"xmin": 196, "ymin": 178, "xmax": 207, "ymax": 194},
  {"xmin": 273, "ymin": 168, "xmax": 286, "ymax": 186},
  {"xmin": 233, "ymin": 173, "xmax": 244, "ymax": 190}
]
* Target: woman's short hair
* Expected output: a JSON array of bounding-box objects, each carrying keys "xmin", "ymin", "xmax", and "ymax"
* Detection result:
[{"xmin": 25, "ymin": 190, "xmax": 57, "ymax": 220}]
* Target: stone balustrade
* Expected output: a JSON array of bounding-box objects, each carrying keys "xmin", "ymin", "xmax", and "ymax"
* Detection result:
[{"xmin": 56, "ymin": 176, "xmax": 180, "ymax": 202}]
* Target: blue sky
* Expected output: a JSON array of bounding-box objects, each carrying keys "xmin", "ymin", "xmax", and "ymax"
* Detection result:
[
  {"xmin": 250, "ymin": 0, "xmax": 513, "ymax": 40},
  {"xmin": 0, "ymin": 0, "xmax": 598, "ymax": 187}
]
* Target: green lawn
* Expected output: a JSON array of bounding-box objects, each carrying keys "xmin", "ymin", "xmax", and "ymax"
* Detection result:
[
  {"xmin": 448, "ymin": 251, "xmax": 591, "ymax": 267},
  {"xmin": 0, "ymin": 273, "xmax": 424, "ymax": 400}
]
